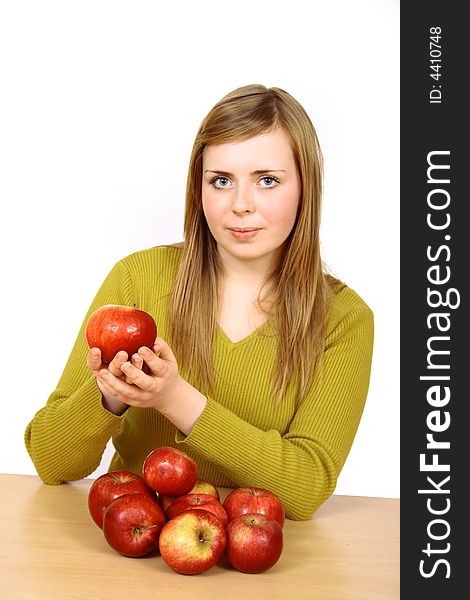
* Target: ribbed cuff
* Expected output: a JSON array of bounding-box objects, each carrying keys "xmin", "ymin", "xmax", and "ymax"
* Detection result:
[
  {"xmin": 74, "ymin": 376, "xmax": 127, "ymax": 435},
  {"xmin": 174, "ymin": 396, "xmax": 263, "ymax": 470}
]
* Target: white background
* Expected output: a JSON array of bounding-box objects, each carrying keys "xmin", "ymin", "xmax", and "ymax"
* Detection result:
[{"xmin": 0, "ymin": 0, "xmax": 399, "ymax": 498}]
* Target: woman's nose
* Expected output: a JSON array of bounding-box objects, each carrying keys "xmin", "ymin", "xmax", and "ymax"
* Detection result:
[{"xmin": 232, "ymin": 184, "xmax": 255, "ymax": 214}]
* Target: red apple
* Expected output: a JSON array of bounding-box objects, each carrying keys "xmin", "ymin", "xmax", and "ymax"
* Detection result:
[
  {"xmin": 225, "ymin": 513, "xmax": 283, "ymax": 573},
  {"xmin": 165, "ymin": 493, "xmax": 228, "ymax": 527},
  {"xmin": 159, "ymin": 479, "xmax": 219, "ymax": 514},
  {"xmin": 143, "ymin": 446, "xmax": 198, "ymax": 497},
  {"xmin": 85, "ymin": 304, "xmax": 157, "ymax": 363},
  {"xmin": 223, "ymin": 486, "xmax": 285, "ymax": 528},
  {"xmin": 159, "ymin": 494, "xmax": 176, "ymax": 513},
  {"xmin": 159, "ymin": 509, "xmax": 226, "ymax": 575},
  {"xmin": 189, "ymin": 479, "xmax": 220, "ymax": 501},
  {"xmin": 102, "ymin": 493, "xmax": 166, "ymax": 557},
  {"xmin": 88, "ymin": 470, "xmax": 155, "ymax": 529}
]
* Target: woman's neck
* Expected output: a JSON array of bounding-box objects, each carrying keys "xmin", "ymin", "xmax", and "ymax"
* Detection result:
[
  {"xmin": 218, "ymin": 263, "xmax": 277, "ymax": 317},
  {"xmin": 217, "ymin": 246, "xmax": 280, "ymax": 291},
  {"xmin": 216, "ymin": 256, "xmax": 276, "ymax": 341}
]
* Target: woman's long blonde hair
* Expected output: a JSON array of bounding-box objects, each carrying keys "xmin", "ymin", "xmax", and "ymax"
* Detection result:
[{"xmin": 168, "ymin": 84, "xmax": 338, "ymax": 404}]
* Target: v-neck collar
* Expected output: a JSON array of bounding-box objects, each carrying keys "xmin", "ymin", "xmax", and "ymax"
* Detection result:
[{"xmin": 216, "ymin": 319, "xmax": 274, "ymax": 349}]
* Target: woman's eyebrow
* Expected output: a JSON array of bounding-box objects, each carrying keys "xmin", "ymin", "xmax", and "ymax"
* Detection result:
[{"xmin": 204, "ymin": 169, "xmax": 287, "ymax": 176}]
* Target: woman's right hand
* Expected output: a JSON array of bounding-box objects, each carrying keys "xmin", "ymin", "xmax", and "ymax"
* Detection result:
[{"xmin": 87, "ymin": 348, "xmax": 143, "ymax": 415}]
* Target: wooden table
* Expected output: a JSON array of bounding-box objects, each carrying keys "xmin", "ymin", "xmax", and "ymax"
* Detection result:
[{"xmin": 0, "ymin": 474, "xmax": 399, "ymax": 599}]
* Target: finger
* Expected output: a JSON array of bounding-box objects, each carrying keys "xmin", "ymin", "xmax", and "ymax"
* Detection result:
[
  {"xmin": 87, "ymin": 348, "xmax": 102, "ymax": 373},
  {"xmin": 125, "ymin": 353, "xmax": 144, "ymax": 383},
  {"xmin": 137, "ymin": 346, "xmax": 164, "ymax": 376},
  {"xmin": 107, "ymin": 350, "xmax": 129, "ymax": 377},
  {"xmin": 152, "ymin": 337, "xmax": 177, "ymax": 363},
  {"xmin": 96, "ymin": 370, "xmax": 119, "ymax": 397},
  {"xmin": 120, "ymin": 361, "xmax": 153, "ymax": 390},
  {"xmin": 98, "ymin": 369, "xmax": 139, "ymax": 402},
  {"xmin": 131, "ymin": 353, "xmax": 143, "ymax": 370}
]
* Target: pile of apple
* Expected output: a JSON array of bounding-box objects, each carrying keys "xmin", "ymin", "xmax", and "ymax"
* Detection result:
[{"xmin": 88, "ymin": 446, "xmax": 285, "ymax": 575}]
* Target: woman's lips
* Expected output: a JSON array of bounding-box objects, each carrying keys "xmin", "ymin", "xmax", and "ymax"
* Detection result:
[{"xmin": 228, "ymin": 228, "xmax": 262, "ymax": 241}]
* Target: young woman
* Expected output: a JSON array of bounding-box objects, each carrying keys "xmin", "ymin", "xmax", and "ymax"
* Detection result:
[{"xmin": 25, "ymin": 84, "xmax": 374, "ymax": 520}]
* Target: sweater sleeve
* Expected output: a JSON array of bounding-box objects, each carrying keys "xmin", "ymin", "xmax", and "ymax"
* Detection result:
[
  {"xmin": 175, "ymin": 300, "xmax": 374, "ymax": 520},
  {"xmin": 24, "ymin": 260, "xmax": 135, "ymax": 484}
]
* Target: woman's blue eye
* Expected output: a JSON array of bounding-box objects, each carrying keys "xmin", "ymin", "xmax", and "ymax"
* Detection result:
[
  {"xmin": 210, "ymin": 176, "xmax": 231, "ymax": 189},
  {"xmin": 260, "ymin": 176, "xmax": 280, "ymax": 187}
]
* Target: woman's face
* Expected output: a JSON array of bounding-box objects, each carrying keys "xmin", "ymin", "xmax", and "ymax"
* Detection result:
[{"xmin": 201, "ymin": 127, "xmax": 301, "ymax": 270}]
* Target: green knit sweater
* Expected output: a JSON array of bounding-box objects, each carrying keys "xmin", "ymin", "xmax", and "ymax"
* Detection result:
[{"xmin": 25, "ymin": 245, "xmax": 374, "ymax": 520}]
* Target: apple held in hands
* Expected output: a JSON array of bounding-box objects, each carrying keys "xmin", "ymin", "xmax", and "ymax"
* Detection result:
[
  {"xmin": 223, "ymin": 486, "xmax": 285, "ymax": 528},
  {"xmin": 165, "ymin": 493, "xmax": 228, "ymax": 527},
  {"xmin": 85, "ymin": 304, "xmax": 157, "ymax": 363},
  {"xmin": 102, "ymin": 493, "xmax": 166, "ymax": 557},
  {"xmin": 225, "ymin": 513, "xmax": 283, "ymax": 574},
  {"xmin": 159, "ymin": 509, "xmax": 226, "ymax": 575},
  {"xmin": 88, "ymin": 470, "xmax": 155, "ymax": 529},
  {"xmin": 143, "ymin": 446, "xmax": 198, "ymax": 497}
]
